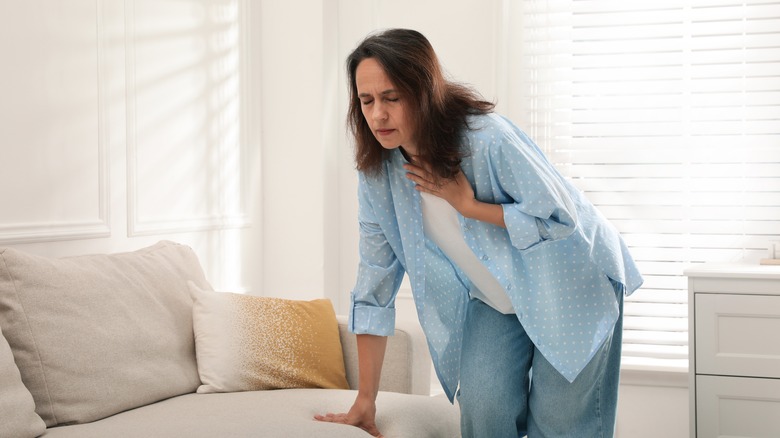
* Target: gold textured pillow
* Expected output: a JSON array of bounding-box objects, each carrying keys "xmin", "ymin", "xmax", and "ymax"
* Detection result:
[{"xmin": 189, "ymin": 282, "xmax": 349, "ymax": 393}]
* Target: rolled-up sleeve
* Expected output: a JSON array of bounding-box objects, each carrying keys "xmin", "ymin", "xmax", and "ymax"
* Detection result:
[
  {"xmin": 348, "ymin": 175, "xmax": 405, "ymax": 336},
  {"xmin": 492, "ymin": 123, "xmax": 578, "ymax": 251}
]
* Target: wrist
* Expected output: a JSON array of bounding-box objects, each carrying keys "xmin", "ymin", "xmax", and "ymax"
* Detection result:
[
  {"xmin": 459, "ymin": 198, "xmax": 481, "ymax": 219},
  {"xmin": 458, "ymin": 198, "xmax": 507, "ymax": 228},
  {"xmin": 356, "ymin": 390, "xmax": 378, "ymax": 403}
]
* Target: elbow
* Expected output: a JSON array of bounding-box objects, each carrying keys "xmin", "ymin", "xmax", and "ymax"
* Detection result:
[
  {"xmin": 503, "ymin": 204, "xmax": 577, "ymax": 251},
  {"xmin": 537, "ymin": 208, "xmax": 577, "ymax": 241}
]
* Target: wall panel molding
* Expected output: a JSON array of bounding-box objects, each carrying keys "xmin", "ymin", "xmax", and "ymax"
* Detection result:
[
  {"xmin": 0, "ymin": 0, "xmax": 111, "ymax": 245},
  {"xmin": 0, "ymin": 220, "xmax": 110, "ymax": 246}
]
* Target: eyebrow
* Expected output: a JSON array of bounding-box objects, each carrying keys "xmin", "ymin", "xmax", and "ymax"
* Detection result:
[{"xmin": 358, "ymin": 90, "xmax": 398, "ymax": 98}]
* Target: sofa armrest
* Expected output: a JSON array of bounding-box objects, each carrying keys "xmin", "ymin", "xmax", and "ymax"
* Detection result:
[{"xmin": 337, "ymin": 315, "xmax": 432, "ymax": 396}]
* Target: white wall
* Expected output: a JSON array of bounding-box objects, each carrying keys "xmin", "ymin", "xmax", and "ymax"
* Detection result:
[
  {"xmin": 258, "ymin": 1, "xmax": 329, "ymax": 300},
  {"xmin": 617, "ymin": 370, "xmax": 689, "ymax": 438},
  {"xmin": 0, "ymin": 0, "xmax": 261, "ymax": 292},
  {"xmin": 0, "ymin": 1, "xmax": 689, "ymax": 436}
]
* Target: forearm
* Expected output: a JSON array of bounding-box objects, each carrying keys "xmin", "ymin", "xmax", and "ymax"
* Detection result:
[
  {"xmin": 356, "ymin": 334, "xmax": 388, "ymax": 400},
  {"xmin": 315, "ymin": 333, "xmax": 387, "ymax": 436},
  {"xmin": 460, "ymin": 198, "xmax": 506, "ymax": 228}
]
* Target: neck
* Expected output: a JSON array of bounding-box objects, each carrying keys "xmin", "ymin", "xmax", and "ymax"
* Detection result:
[{"xmin": 399, "ymin": 146, "xmax": 418, "ymax": 163}]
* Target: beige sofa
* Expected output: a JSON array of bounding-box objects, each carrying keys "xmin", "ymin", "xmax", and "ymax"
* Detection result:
[{"xmin": 0, "ymin": 241, "xmax": 459, "ymax": 438}]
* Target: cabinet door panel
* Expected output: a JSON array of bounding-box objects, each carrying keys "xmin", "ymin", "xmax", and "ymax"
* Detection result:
[
  {"xmin": 695, "ymin": 293, "xmax": 780, "ymax": 378},
  {"xmin": 696, "ymin": 375, "xmax": 780, "ymax": 438}
]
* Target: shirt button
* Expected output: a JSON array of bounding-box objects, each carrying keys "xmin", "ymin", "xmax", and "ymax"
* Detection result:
[
  {"xmin": 481, "ymin": 255, "xmax": 489, "ymax": 261},
  {"xmin": 506, "ymin": 284, "xmax": 513, "ymax": 291}
]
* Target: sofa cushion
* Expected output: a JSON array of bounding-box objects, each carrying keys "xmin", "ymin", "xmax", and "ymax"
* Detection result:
[
  {"xmin": 39, "ymin": 389, "xmax": 460, "ymax": 438},
  {"xmin": 0, "ymin": 325, "xmax": 45, "ymax": 438},
  {"xmin": 0, "ymin": 241, "xmax": 210, "ymax": 427},
  {"xmin": 190, "ymin": 282, "xmax": 349, "ymax": 393}
]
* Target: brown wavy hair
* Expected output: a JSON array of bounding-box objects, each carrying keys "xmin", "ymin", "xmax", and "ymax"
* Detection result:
[{"xmin": 346, "ymin": 29, "xmax": 495, "ymax": 179}]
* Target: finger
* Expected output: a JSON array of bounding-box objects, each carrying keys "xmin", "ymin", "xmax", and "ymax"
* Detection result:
[
  {"xmin": 313, "ymin": 413, "xmax": 348, "ymax": 423},
  {"xmin": 313, "ymin": 412, "xmax": 338, "ymax": 420},
  {"xmin": 406, "ymin": 174, "xmax": 437, "ymax": 192},
  {"xmin": 362, "ymin": 424, "xmax": 383, "ymax": 437},
  {"xmin": 413, "ymin": 184, "xmax": 435, "ymax": 195},
  {"xmin": 404, "ymin": 169, "xmax": 431, "ymax": 184},
  {"xmin": 317, "ymin": 417, "xmax": 346, "ymax": 424},
  {"xmin": 403, "ymin": 164, "xmax": 432, "ymax": 180}
]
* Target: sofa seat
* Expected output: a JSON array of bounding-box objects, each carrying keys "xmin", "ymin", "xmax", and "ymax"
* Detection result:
[
  {"xmin": 41, "ymin": 389, "xmax": 459, "ymax": 438},
  {"xmin": 0, "ymin": 242, "xmax": 460, "ymax": 438}
]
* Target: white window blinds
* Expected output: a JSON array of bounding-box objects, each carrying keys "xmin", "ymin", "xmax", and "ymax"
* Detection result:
[{"xmin": 513, "ymin": 0, "xmax": 780, "ymax": 370}]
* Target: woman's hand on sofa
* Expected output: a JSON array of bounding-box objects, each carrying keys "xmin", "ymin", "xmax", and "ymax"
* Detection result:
[{"xmin": 314, "ymin": 395, "xmax": 384, "ymax": 438}]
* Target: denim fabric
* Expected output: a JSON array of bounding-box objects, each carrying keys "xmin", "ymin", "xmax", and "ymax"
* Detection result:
[{"xmin": 458, "ymin": 282, "xmax": 624, "ymax": 438}]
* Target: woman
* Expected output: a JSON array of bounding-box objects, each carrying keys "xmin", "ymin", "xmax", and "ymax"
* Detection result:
[{"xmin": 316, "ymin": 29, "xmax": 643, "ymax": 438}]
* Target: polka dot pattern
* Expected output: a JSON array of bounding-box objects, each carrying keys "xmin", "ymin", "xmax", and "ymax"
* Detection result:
[{"xmin": 348, "ymin": 113, "xmax": 644, "ymax": 401}]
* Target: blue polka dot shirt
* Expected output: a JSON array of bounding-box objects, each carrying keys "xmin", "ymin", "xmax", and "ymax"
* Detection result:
[{"xmin": 348, "ymin": 113, "xmax": 643, "ymax": 401}]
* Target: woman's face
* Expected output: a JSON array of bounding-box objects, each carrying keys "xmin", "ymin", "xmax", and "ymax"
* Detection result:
[{"xmin": 355, "ymin": 58, "xmax": 418, "ymax": 155}]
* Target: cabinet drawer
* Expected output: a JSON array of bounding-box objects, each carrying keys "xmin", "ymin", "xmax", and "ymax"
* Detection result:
[
  {"xmin": 696, "ymin": 375, "xmax": 780, "ymax": 438},
  {"xmin": 695, "ymin": 293, "xmax": 780, "ymax": 378}
]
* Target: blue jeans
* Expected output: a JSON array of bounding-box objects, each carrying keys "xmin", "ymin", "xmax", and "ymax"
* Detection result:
[{"xmin": 457, "ymin": 284, "xmax": 624, "ymax": 438}]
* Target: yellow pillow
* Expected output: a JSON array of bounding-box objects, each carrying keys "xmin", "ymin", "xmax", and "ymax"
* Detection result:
[{"xmin": 188, "ymin": 282, "xmax": 349, "ymax": 393}]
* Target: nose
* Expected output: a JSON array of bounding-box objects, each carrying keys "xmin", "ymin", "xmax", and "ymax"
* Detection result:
[{"xmin": 372, "ymin": 102, "xmax": 388, "ymax": 121}]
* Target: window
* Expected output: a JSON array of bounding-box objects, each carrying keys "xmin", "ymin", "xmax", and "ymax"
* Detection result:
[{"xmin": 513, "ymin": 0, "xmax": 780, "ymax": 370}]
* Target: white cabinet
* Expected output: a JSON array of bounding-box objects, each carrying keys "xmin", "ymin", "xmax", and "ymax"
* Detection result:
[{"xmin": 686, "ymin": 264, "xmax": 780, "ymax": 438}]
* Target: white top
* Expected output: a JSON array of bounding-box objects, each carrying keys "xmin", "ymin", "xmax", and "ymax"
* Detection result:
[{"xmin": 420, "ymin": 191, "xmax": 515, "ymax": 314}]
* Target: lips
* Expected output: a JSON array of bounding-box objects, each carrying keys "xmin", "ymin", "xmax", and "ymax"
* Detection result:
[{"xmin": 376, "ymin": 129, "xmax": 395, "ymax": 136}]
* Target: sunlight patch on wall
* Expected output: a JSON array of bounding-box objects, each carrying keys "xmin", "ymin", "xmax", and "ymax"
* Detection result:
[{"xmin": 127, "ymin": 0, "xmax": 249, "ymax": 236}]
